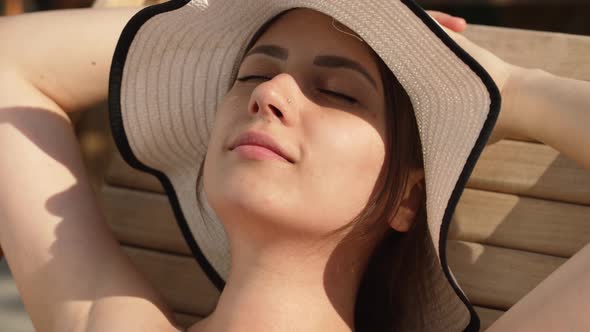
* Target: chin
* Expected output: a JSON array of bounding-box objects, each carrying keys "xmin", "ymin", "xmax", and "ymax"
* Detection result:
[
  {"xmin": 205, "ymin": 177, "xmax": 324, "ymax": 239},
  {"xmin": 203, "ymin": 159, "xmax": 358, "ymax": 238},
  {"xmin": 205, "ymin": 167, "xmax": 290, "ymax": 218}
]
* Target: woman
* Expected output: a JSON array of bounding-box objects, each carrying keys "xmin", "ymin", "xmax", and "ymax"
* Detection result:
[{"xmin": 0, "ymin": 2, "xmax": 589, "ymax": 332}]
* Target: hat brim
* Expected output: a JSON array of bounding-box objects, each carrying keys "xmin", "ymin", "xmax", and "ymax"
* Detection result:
[{"xmin": 108, "ymin": 0, "xmax": 501, "ymax": 331}]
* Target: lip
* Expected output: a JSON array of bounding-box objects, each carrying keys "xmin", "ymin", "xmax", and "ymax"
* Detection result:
[{"xmin": 229, "ymin": 130, "xmax": 295, "ymax": 164}]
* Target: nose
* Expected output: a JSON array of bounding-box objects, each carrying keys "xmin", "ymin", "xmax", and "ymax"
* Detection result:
[{"xmin": 248, "ymin": 73, "xmax": 298, "ymax": 126}]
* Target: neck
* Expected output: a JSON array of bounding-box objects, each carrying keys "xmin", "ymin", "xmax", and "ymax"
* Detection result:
[{"xmin": 191, "ymin": 228, "xmax": 370, "ymax": 332}]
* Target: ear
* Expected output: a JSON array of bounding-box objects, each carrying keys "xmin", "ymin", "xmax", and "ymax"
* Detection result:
[{"xmin": 389, "ymin": 169, "xmax": 425, "ymax": 232}]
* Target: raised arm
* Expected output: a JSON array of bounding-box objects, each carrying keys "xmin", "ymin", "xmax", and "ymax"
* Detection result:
[
  {"xmin": 0, "ymin": 7, "xmax": 137, "ymax": 112},
  {"xmin": 0, "ymin": 7, "xmax": 183, "ymax": 332},
  {"xmin": 441, "ymin": 27, "xmax": 590, "ymax": 170},
  {"xmin": 503, "ymin": 67, "xmax": 590, "ymax": 170}
]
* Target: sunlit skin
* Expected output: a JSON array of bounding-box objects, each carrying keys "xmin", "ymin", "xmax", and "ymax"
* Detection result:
[{"xmin": 198, "ymin": 8, "xmax": 419, "ymax": 332}]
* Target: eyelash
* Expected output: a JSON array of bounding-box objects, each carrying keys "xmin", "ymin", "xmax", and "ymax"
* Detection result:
[{"xmin": 236, "ymin": 75, "xmax": 358, "ymax": 105}]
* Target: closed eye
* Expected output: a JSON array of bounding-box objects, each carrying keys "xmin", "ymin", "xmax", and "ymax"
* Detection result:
[
  {"xmin": 317, "ymin": 89, "xmax": 358, "ymax": 104},
  {"xmin": 236, "ymin": 75, "xmax": 271, "ymax": 82},
  {"xmin": 236, "ymin": 75, "xmax": 358, "ymax": 105}
]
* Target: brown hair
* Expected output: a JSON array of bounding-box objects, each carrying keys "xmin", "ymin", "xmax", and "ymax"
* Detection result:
[
  {"xmin": 352, "ymin": 55, "xmax": 431, "ymax": 332},
  {"xmin": 195, "ymin": 11, "xmax": 431, "ymax": 332}
]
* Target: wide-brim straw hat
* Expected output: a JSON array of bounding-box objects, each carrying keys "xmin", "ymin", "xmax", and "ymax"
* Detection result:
[{"xmin": 108, "ymin": 0, "xmax": 501, "ymax": 330}]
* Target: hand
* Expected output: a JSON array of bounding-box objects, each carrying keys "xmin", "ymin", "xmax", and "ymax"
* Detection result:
[
  {"xmin": 431, "ymin": 18, "xmax": 523, "ymax": 144},
  {"xmin": 426, "ymin": 10, "xmax": 467, "ymax": 33}
]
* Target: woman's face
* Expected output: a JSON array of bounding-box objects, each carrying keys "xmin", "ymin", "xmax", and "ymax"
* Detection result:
[{"xmin": 204, "ymin": 9, "xmax": 387, "ymax": 239}]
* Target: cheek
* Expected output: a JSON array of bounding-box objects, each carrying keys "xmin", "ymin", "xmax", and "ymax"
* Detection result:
[
  {"xmin": 205, "ymin": 91, "xmax": 244, "ymax": 158},
  {"xmin": 302, "ymin": 113, "xmax": 386, "ymax": 221},
  {"xmin": 203, "ymin": 93, "xmax": 243, "ymax": 202}
]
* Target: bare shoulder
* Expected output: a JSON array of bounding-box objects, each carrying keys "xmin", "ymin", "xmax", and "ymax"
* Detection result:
[
  {"xmin": 0, "ymin": 7, "xmax": 142, "ymax": 112},
  {"xmin": 484, "ymin": 242, "xmax": 590, "ymax": 331}
]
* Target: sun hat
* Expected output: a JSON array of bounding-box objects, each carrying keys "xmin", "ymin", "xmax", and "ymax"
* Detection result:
[{"xmin": 107, "ymin": 0, "xmax": 501, "ymax": 330}]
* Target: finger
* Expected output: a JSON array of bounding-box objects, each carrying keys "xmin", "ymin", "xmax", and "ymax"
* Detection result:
[
  {"xmin": 451, "ymin": 17, "xmax": 467, "ymax": 32},
  {"xmin": 426, "ymin": 10, "xmax": 467, "ymax": 33},
  {"xmin": 427, "ymin": 10, "xmax": 453, "ymax": 22}
]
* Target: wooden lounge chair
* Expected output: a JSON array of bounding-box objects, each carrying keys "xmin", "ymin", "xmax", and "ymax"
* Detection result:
[{"xmin": 73, "ymin": 1, "xmax": 590, "ymax": 330}]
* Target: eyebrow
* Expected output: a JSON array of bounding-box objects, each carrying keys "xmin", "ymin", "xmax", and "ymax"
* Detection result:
[
  {"xmin": 244, "ymin": 44, "xmax": 378, "ymax": 89},
  {"xmin": 246, "ymin": 44, "xmax": 288, "ymax": 61}
]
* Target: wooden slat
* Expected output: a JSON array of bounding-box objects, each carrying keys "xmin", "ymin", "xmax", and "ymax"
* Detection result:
[
  {"xmin": 474, "ymin": 306, "xmax": 504, "ymax": 332},
  {"xmin": 100, "ymin": 185, "xmax": 191, "ymax": 255},
  {"xmin": 76, "ymin": 104, "xmax": 114, "ymax": 191},
  {"xmin": 450, "ymin": 188, "xmax": 590, "ymax": 257},
  {"xmin": 447, "ymin": 240, "xmax": 565, "ymax": 310},
  {"xmin": 105, "ymin": 152, "xmax": 165, "ymax": 193},
  {"xmin": 122, "ymin": 246, "xmax": 220, "ymax": 316},
  {"xmin": 467, "ymin": 140, "xmax": 590, "ymax": 205},
  {"xmin": 464, "ymin": 25, "xmax": 590, "ymax": 81},
  {"xmin": 173, "ymin": 312, "xmax": 202, "ymax": 329}
]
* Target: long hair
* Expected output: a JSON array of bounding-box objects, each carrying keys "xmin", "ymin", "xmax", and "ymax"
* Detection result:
[
  {"xmin": 352, "ymin": 55, "xmax": 430, "ymax": 332},
  {"xmin": 195, "ymin": 11, "xmax": 430, "ymax": 331}
]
